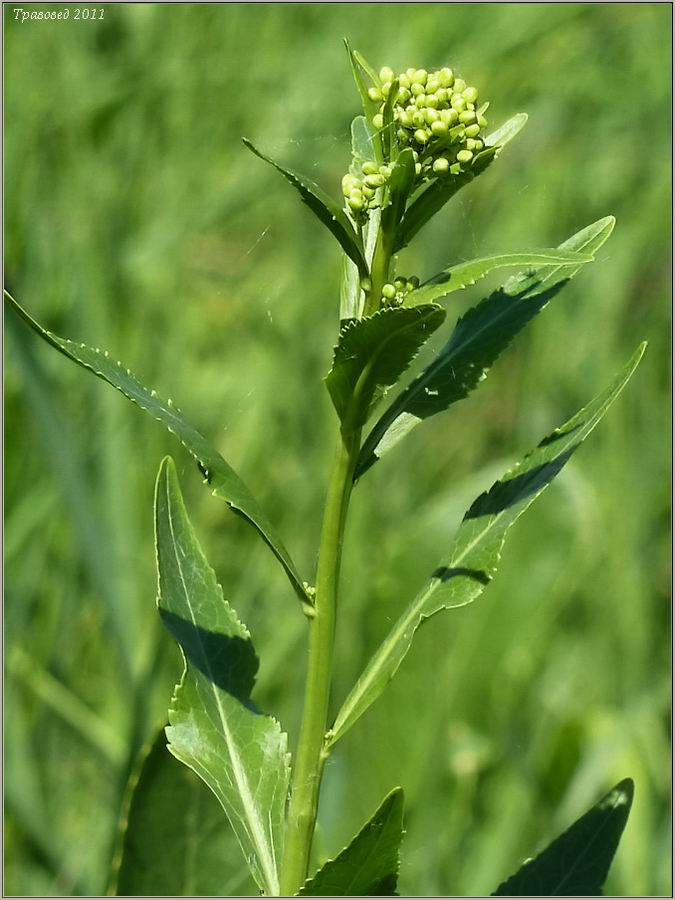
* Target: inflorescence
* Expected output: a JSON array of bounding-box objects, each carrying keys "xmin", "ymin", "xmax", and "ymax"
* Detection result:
[{"xmin": 342, "ymin": 64, "xmax": 489, "ymax": 220}]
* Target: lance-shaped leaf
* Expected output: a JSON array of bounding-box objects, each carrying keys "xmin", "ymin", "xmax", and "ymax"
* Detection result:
[
  {"xmin": 298, "ymin": 788, "xmax": 404, "ymax": 896},
  {"xmin": 156, "ymin": 457, "xmax": 290, "ymax": 897},
  {"xmin": 325, "ymin": 304, "xmax": 446, "ymax": 429},
  {"xmin": 394, "ymin": 113, "xmax": 528, "ymax": 252},
  {"xmin": 406, "ymin": 249, "xmax": 593, "ymax": 307},
  {"xmin": 243, "ymin": 139, "xmax": 368, "ymax": 278},
  {"xmin": 341, "ymin": 116, "xmax": 379, "ymax": 322},
  {"xmin": 112, "ymin": 730, "xmax": 255, "ymax": 897},
  {"xmin": 327, "ymin": 344, "xmax": 645, "ymax": 747},
  {"xmin": 344, "ymin": 41, "xmax": 382, "ymax": 161},
  {"xmin": 5, "ymin": 291, "xmax": 310, "ymax": 611},
  {"xmin": 356, "ymin": 216, "xmax": 616, "ymax": 480},
  {"xmin": 491, "ymin": 778, "xmax": 634, "ymax": 896}
]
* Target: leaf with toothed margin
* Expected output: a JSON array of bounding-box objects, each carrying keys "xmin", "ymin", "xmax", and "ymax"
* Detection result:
[
  {"xmin": 4, "ymin": 291, "xmax": 311, "ymax": 611},
  {"xmin": 327, "ymin": 343, "xmax": 645, "ymax": 747},
  {"xmin": 491, "ymin": 778, "xmax": 634, "ymax": 896},
  {"xmin": 243, "ymin": 138, "xmax": 368, "ymax": 278},
  {"xmin": 156, "ymin": 457, "xmax": 290, "ymax": 898},
  {"xmin": 325, "ymin": 304, "xmax": 446, "ymax": 429},
  {"xmin": 111, "ymin": 729, "xmax": 255, "ymax": 896},
  {"xmin": 298, "ymin": 788, "xmax": 404, "ymax": 896},
  {"xmin": 356, "ymin": 216, "xmax": 616, "ymax": 480},
  {"xmin": 405, "ymin": 249, "xmax": 593, "ymax": 307},
  {"xmin": 393, "ymin": 113, "xmax": 528, "ymax": 252}
]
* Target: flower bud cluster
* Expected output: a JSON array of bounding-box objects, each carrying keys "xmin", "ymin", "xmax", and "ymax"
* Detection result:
[
  {"xmin": 380, "ymin": 275, "xmax": 419, "ymax": 306},
  {"xmin": 373, "ymin": 65, "xmax": 488, "ymax": 183},
  {"xmin": 341, "ymin": 161, "xmax": 393, "ymax": 216}
]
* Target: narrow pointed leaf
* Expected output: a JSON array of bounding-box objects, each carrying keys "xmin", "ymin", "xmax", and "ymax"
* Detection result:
[
  {"xmin": 341, "ymin": 116, "xmax": 379, "ymax": 322},
  {"xmin": 382, "ymin": 149, "xmax": 416, "ymax": 232},
  {"xmin": 328, "ymin": 344, "xmax": 645, "ymax": 747},
  {"xmin": 344, "ymin": 41, "xmax": 381, "ymax": 145},
  {"xmin": 356, "ymin": 217, "xmax": 616, "ymax": 480},
  {"xmin": 112, "ymin": 730, "xmax": 255, "ymax": 896},
  {"xmin": 407, "ymin": 249, "xmax": 593, "ymax": 307},
  {"xmin": 491, "ymin": 778, "xmax": 634, "ymax": 896},
  {"xmin": 394, "ymin": 113, "xmax": 528, "ymax": 252},
  {"xmin": 325, "ymin": 304, "xmax": 446, "ymax": 428},
  {"xmin": 5, "ymin": 291, "xmax": 310, "ymax": 610},
  {"xmin": 156, "ymin": 457, "xmax": 290, "ymax": 896},
  {"xmin": 243, "ymin": 138, "xmax": 368, "ymax": 277},
  {"xmin": 298, "ymin": 788, "xmax": 404, "ymax": 896}
]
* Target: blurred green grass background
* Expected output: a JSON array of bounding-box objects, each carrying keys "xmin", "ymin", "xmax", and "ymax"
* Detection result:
[{"xmin": 4, "ymin": 3, "xmax": 671, "ymax": 896}]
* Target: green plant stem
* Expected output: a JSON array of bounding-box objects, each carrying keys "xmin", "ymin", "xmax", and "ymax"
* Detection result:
[
  {"xmin": 364, "ymin": 223, "xmax": 394, "ymax": 316},
  {"xmin": 281, "ymin": 427, "xmax": 360, "ymax": 895}
]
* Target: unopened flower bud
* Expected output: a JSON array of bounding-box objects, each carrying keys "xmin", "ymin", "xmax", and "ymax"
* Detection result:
[
  {"xmin": 451, "ymin": 95, "xmax": 467, "ymax": 112},
  {"xmin": 464, "ymin": 123, "xmax": 481, "ymax": 137},
  {"xmin": 425, "ymin": 107, "xmax": 440, "ymax": 124},
  {"xmin": 459, "ymin": 110, "xmax": 477, "ymax": 124},
  {"xmin": 361, "ymin": 185, "xmax": 375, "ymax": 199},
  {"xmin": 414, "ymin": 94, "xmax": 427, "ymax": 109},
  {"xmin": 379, "ymin": 66, "xmax": 395, "ymax": 83},
  {"xmin": 425, "ymin": 93, "xmax": 439, "ymax": 110},
  {"xmin": 365, "ymin": 173, "xmax": 386, "ymax": 188},
  {"xmin": 477, "ymin": 114, "xmax": 488, "ymax": 128},
  {"xmin": 436, "ymin": 88, "xmax": 449, "ymax": 104},
  {"xmin": 408, "ymin": 275, "xmax": 420, "ymax": 288},
  {"xmin": 362, "ymin": 161, "xmax": 379, "ymax": 175},
  {"xmin": 399, "ymin": 73, "xmax": 411, "ymax": 89},
  {"xmin": 453, "ymin": 78, "xmax": 466, "ymax": 93},
  {"xmin": 373, "ymin": 113, "xmax": 384, "ymax": 129},
  {"xmin": 382, "ymin": 283, "xmax": 397, "ymax": 300},
  {"xmin": 411, "ymin": 82, "xmax": 425, "ymax": 97},
  {"xmin": 431, "ymin": 119, "xmax": 448, "ymax": 137},
  {"xmin": 379, "ymin": 165, "xmax": 392, "ymax": 178},
  {"xmin": 463, "ymin": 86, "xmax": 479, "ymax": 103},
  {"xmin": 348, "ymin": 193, "xmax": 364, "ymax": 211},
  {"xmin": 413, "ymin": 69, "xmax": 428, "ymax": 85},
  {"xmin": 426, "ymin": 76, "xmax": 440, "ymax": 94},
  {"xmin": 456, "ymin": 149, "xmax": 473, "ymax": 164},
  {"xmin": 414, "ymin": 128, "xmax": 429, "ymax": 144},
  {"xmin": 394, "ymin": 277, "xmax": 407, "ymax": 291},
  {"xmin": 433, "ymin": 157, "xmax": 450, "ymax": 174},
  {"xmin": 439, "ymin": 67, "xmax": 454, "ymax": 87},
  {"xmin": 368, "ymin": 86, "xmax": 383, "ymax": 103},
  {"xmin": 412, "ymin": 110, "xmax": 426, "ymax": 127}
]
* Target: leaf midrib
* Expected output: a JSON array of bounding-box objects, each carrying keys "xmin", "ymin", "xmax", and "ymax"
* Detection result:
[{"xmin": 164, "ymin": 478, "xmax": 279, "ymax": 896}]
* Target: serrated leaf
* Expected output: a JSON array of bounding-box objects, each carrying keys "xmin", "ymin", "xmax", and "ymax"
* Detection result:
[
  {"xmin": 5, "ymin": 291, "xmax": 310, "ymax": 611},
  {"xmin": 243, "ymin": 138, "xmax": 368, "ymax": 278},
  {"xmin": 407, "ymin": 249, "xmax": 593, "ymax": 307},
  {"xmin": 491, "ymin": 778, "xmax": 634, "ymax": 896},
  {"xmin": 156, "ymin": 457, "xmax": 290, "ymax": 896},
  {"xmin": 393, "ymin": 113, "xmax": 528, "ymax": 252},
  {"xmin": 112, "ymin": 730, "xmax": 255, "ymax": 896},
  {"xmin": 356, "ymin": 217, "xmax": 616, "ymax": 480},
  {"xmin": 325, "ymin": 304, "xmax": 446, "ymax": 429},
  {"xmin": 298, "ymin": 788, "xmax": 404, "ymax": 896},
  {"xmin": 328, "ymin": 344, "xmax": 645, "ymax": 747}
]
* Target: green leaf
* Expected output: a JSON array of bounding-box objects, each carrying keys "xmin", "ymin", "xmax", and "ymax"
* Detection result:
[
  {"xmin": 243, "ymin": 138, "xmax": 368, "ymax": 278},
  {"xmin": 356, "ymin": 217, "xmax": 616, "ymax": 480},
  {"xmin": 298, "ymin": 788, "xmax": 404, "ymax": 896},
  {"xmin": 344, "ymin": 41, "xmax": 380, "ymax": 145},
  {"xmin": 156, "ymin": 457, "xmax": 290, "ymax": 897},
  {"xmin": 382, "ymin": 149, "xmax": 416, "ymax": 233},
  {"xmin": 491, "ymin": 778, "xmax": 634, "ymax": 896},
  {"xmin": 325, "ymin": 304, "xmax": 446, "ymax": 429},
  {"xmin": 112, "ymin": 730, "xmax": 255, "ymax": 896},
  {"xmin": 328, "ymin": 344, "xmax": 645, "ymax": 747},
  {"xmin": 394, "ymin": 113, "xmax": 528, "ymax": 252},
  {"xmin": 407, "ymin": 249, "xmax": 593, "ymax": 307},
  {"xmin": 5, "ymin": 291, "xmax": 311, "ymax": 611},
  {"xmin": 341, "ymin": 116, "xmax": 379, "ymax": 322}
]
